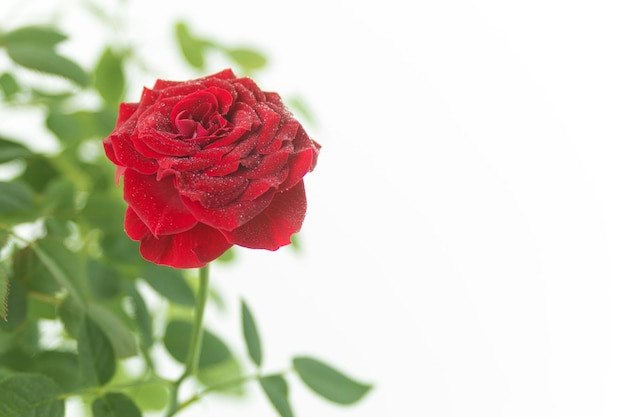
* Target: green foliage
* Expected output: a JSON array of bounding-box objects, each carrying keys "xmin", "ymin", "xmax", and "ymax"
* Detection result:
[
  {"xmin": 92, "ymin": 393, "xmax": 142, "ymax": 417},
  {"xmin": 0, "ymin": 4, "xmax": 370, "ymax": 416},
  {"xmin": 0, "ymin": 374, "xmax": 65, "ymax": 416},
  {"xmin": 293, "ymin": 356, "xmax": 372, "ymax": 405},
  {"xmin": 174, "ymin": 20, "xmax": 268, "ymax": 75},
  {"xmin": 260, "ymin": 375, "xmax": 295, "ymax": 417},
  {"xmin": 78, "ymin": 315, "xmax": 116, "ymax": 386},
  {"xmin": 164, "ymin": 319, "xmax": 232, "ymax": 368},
  {"xmin": 241, "ymin": 299, "xmax": 263, "ymax": 367}
]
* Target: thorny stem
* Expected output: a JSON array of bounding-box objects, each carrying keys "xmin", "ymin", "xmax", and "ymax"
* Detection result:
[{"xmin": 165, "ymin": 264, "xmax": 210, "ymax": 417}]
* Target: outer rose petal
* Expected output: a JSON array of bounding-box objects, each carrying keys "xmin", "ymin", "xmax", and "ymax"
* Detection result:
[
  {"xmin": 137, "ymin": 222, "xmax": 232, "ymax": 268},
  {"xmin": 124, "ymin": 207, "xmax": 149, "ymax": 240},
  {"xmin": 222, "ymin": 181, "xmax": 307, "ymax": 250},
  {"xmin": 123, "ymin": 169, "xmax": 198, "ymax": 236}
]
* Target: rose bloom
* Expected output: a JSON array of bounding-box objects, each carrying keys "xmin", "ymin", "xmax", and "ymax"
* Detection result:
[{"xmin": 103, "ymin": 69, "xmax": 320, "ymax": 268}]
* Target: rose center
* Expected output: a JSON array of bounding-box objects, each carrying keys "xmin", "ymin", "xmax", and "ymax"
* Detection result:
[{"xmin": 170, "ymin": 89, "xmax": 234, "ymax": 145}]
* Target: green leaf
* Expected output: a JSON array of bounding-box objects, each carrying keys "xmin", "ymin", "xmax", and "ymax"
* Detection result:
[
  {"xmin": 42, "ymin": 178, "xmax": 75, "ymax": 216},
  {"xmin": 124, "ymin": 283, "xmax": 153, "ymax": 348},
  {"xmin": 0, "ymin": 374, "xmax": 65, "ymax": 417},
  {"xmin": 197, "ymin": 357, "xmax": 245, "ymax": 396},
  {"xmin": 140, "ymin": 263, "xmax": 195, "ymax": 306},
  {"xmin": 0, "ymin": 263, "xmax": 9, "ymax": 321},
  {"xmin": 78, "ymin": 315, "xmax": 116, "ymax": 386},
  {"xmin": 95, "ymin": 47, "xmax": 125, "ymax": 105},
  {"xmin": 1, "ymin": 26, "xmax": 67, "ymax": 48},
  {"xmin": 285, "ymin": 96, "xmax": 316, "ymax": 126},
  {"xmin": 31, "ymin": 238, "xmax": 88, "ymax": 309},
  {"xmin": 21, "ymin": 155, "xmax": 59, "ymax": 192},
  {"xmin": 82, "ymin": 193, "xmax": 126, "ymax": 233},
  {"xmin": 13, "ymin": 247, "xmax": 60, "ymax": 295},
  {"xmin": 7, "ymin": 44, "xmax": 89, "ymax": 86},
  {"xmin": 175, "ymin": 21, "xmax": 205, "ymax": 69},
  {"xmin": 58, "ymin": 297, "xmax": 82, "ymax": 338},
  {"xmin": 125, "ymin": 381, "xmax": 169, "ymax": 411},
  {"xmin": 0, "ymin": 137, "xmax": 32, "ymax": 164},
  {"xmin": 226, "ymin": 47, "xmax": 268, "ymax": 70},
  {"xmin": 0, "ymin": 73, "xmax": 19, "ymax": 98},
  {"xmin": 241, "ymin": 299, "xmax": 262, "ymax": 367},
  {"xmin": 292, "ymin": 356, "xmax": 372, "ymax": 405},
  {"xmin": 46, "ymin": 110, "xmax": 101, "ymax": 143},
  {"xmin": 87, "ymin": 303, "xmax": 137, "ymax": 358},
  {"xmin": 92, "ymin": 392, "xmax": 142, "ymax": 417},
  {"xmin": 163, "ymin": 319, "xmax": 231, "ymax": 368},
  {"xmin": 260, "ymin": 375, "xmax": 294, "ymax": 417},
  {"xmin": 0, "ymin": 181, "xmax": 34, "ymax": 214},
  {"xmin": 0, "ymin": 279, "xmax": 27, "ymax": 332},
  {"xmin": 87, "ymin": 259, "xmax": 121, "ymax": 299},
  {"xmin": 30, "ymin": 350, "xmax": 80, "ymax": 392}
]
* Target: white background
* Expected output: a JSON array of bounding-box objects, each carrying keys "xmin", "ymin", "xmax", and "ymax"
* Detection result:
[{"xmin": 3, "ymin": 0, "xmax": 626, "ymax": 416}]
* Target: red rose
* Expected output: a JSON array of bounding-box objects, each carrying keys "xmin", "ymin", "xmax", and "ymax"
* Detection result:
[{"xmin": 103, "ymin": 69, "xmax": 320, "ymax": 268}]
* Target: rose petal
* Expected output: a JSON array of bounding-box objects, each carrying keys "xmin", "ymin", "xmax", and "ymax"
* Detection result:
[
  {"xmin": 123, "ymin": 170, "xmax": 198, "ymax": 236},
  {"xmin": 181, "ymin": 189, "xmax": 275, "ymax": 231},
  {"xmin": 124, "ymin": 206, "xmax": 149, "ymax": 240},
  {"xmin": 280, "ymin": 147, "xmax": 317, "ymax": 191},
  {"xmin": 137, "ymin": 222, "xmax": 232, "ymax": 268},
  {"xmin": 115, "ymin": 102, "xmax": 139, "ymax": 128},
  {"xmin": 222, "ymin": 181, "xmax": 307, "ymax": 250},
  {"xmin": 107, "ymin": 133, "xmax": 158, "ymax": 174}
]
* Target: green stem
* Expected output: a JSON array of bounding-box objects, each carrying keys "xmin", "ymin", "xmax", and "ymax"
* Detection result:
[
  {"xmin": 165, "ymin": 264, "xmax": 210, "ymax": 417},
  {"xmin": 176, "ymin": 367, "xmax": 293, "ymax": 413}
]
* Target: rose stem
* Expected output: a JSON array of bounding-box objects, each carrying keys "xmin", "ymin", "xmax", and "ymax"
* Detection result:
[{"xmin": 166, "ymin": 263, "xmax": 210, "ymax": 417}]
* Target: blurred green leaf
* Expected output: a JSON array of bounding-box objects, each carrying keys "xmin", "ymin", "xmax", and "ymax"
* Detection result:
[
  {"xmin": 292, "ymin": 356, "xmax": 372, "ymax": 405},
  {"xmin": 82, "ymin": 193, "xmax": 126, "ymax": 233},
  {"xmin": 164, "ymin": 319, "xmax": 231, "ymax": 369},
  {"xmin": 0, "ymin": 279, "xmax": 27, "ymax": 332},
  {"xmin": 30, "ymin": 350, "xmax": 80, "ymax": 392},
  {"xmin": 87, "ymin": 303, "xmax": 137, "ymax": 358},
  {"xmin": 241, "ymin": 299, "xmax": 262, "ymax": 367},
  {"xmin": 0, "ymin": 180, "xmax": 34, "ymax": 214},
  {"xmin": 7, "ymin": 44, "xmax": 89, "ymax": 86},
  {"xmin": 125, "ymin": 381, "xmax": 169, "ymax": 411},
  {"xmin": 21, "ymin": 155, "xmax": 59, "ymax": 192},
  {"xmin": 0, "ymin": 374, "xmax": 65, "ymax": 417},
  {"xmin": 42, "ymin": 177, "xmax": 75, "ymax": 216},
  {"xmin": 226, "ymin": 47, "xmax": 267, "ymax": 70},
  {"xmin": 101, "ymin": 233, "xmax": 142, "ymax": 264},
  {"xmin": 124, "ymin": 282, "xmax": 153, "ymax": 348},
  {"xmin": 46, "ymin": 110, "xmax": 101, "ymax": 143},
  {"xmin": 197, "ymin": 357, "xmax": 245, "ymax": 396},
  {"xmin": 58, "ymin": 297, "xmax": 82, "ymax": 338},
  {"xmin": 0, "ymin": 73, "xmax": 19, "ymax": 98},
  {"xmin": 260, "ymin": 375, "xmax": 294, "ymax": 417},
  {"xmin": 32, "ymin": 238, "xmax": 88, "ymax": 309},
  {"xmin": 87, "ymin": 259, "xmax": 121, "ymax": 299},
  {"xmin": 95, "ymin": 47, "xmax": 125, "ymax": 105},
  {"xmin": 140, "ymin": 263, "xmax": 195, "ymax": 306},
  {"xmin": 286, "ymin": 95, "xmax": 316, "ymax": 127},
  {"xmin": 175, "ymin": 21, "xmax": 206, "ymax": 69},
  {"xmin": 43, "ymin": 217, "xmax": 73, "ymax": 239},
  {"xmin": 0, "ymin": 145, "xmax": 21, "ymax": 168},
  {"xmin": 78, "ymin": 315, "xmax": 116, "ymax": 386},
  {"xmin": 0, "ymin": 263, "xmax": 8, "ymax": 321},
  {"xmin": 13, "ymin": 246, "xmax": 61, "ymax": 295},
  {"xmin": 92, "ymin": 392, "xmax": 142, "ymax": 417},
  {"xmin": 0, "ymin": 25, "xmax": 67, "ymax": 48}
]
